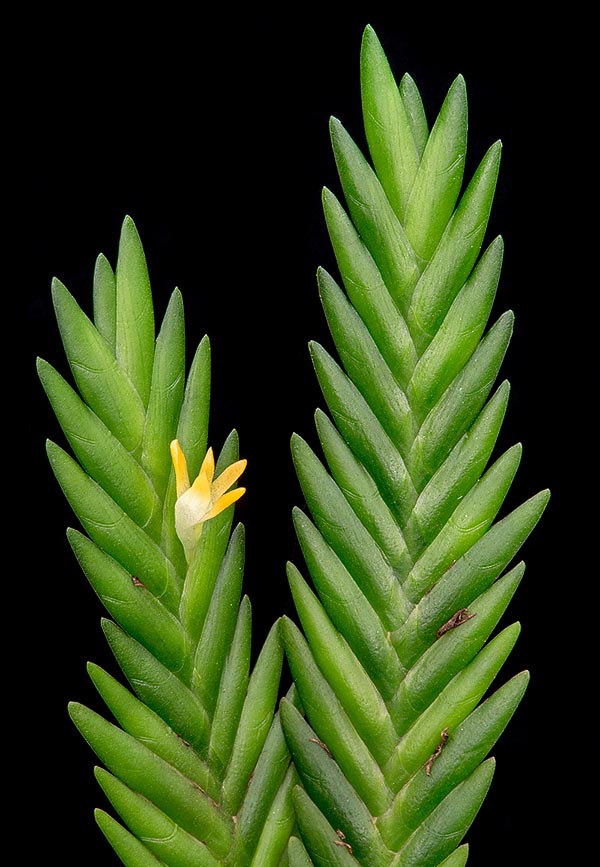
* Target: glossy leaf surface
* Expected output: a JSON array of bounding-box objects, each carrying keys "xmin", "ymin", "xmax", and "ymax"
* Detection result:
[{"xmin": 280, "ymin": 24, "xmax": 549, "ymax": 867}]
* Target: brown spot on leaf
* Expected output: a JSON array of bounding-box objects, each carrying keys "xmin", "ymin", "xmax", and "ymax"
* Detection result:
[
  {"xmin": 334, "ymin": 839, "xmax": 353, "ymax": 854},
  {"xmin": 309, "ymin": 736, "xmax": 332, "ymax": 757},
  {"xmin": 437, "ymin": 608, "xmax": 475, "ymax": 638},
  {"xmin": 425, "ymin": 727, "xmax": 449, "ymax": 776}
]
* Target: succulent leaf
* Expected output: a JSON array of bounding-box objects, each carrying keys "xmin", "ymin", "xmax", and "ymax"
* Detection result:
[
  {"xmin": 280, "ymin": 23, "xmax": 549, "ymax": 866},
  {"xmin": 39, "ymin": 216, "xmax": 290, "ymax": 865}
]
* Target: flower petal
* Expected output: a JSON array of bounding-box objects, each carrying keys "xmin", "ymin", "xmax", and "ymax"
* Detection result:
[
  {"xmin": 190, "ymin": 461, "xmax": 212, "ymax": 502},
  {"xmin": 170, "ymin": 439, "xmax": 190, "ymax": 497},
  {"xmin": 202, "ymin": 486, "xmax": 246, "ymax": 522},
  {"xmin": 199, "ymin": 446, "xmax": 215, "ymax": 485},
  {"xmin": 211, "ymin": 459, "xmax": 248, "ymax": 500},
  {"xmin": 171, "ymin": 443, "xmax": 247, "ymax": 563}
]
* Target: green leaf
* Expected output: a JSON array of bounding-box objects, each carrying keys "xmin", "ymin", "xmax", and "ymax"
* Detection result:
[
  {"xmin": 192, "ymin": 523, "xmax": 246, "ymax": 713},
  {"xmin": 281, "ymin": 700, "xmax": 392, "ymax": 867},
  {"xmin": 292, "ymin": 785, "xmax": 362, "ymax": 866},
  {"xmin": 317, "ymin": 267, "xmax": 416, "ymax": 453},
  {"xmin": 115, "ymin": 215, "xmax": 155, "ymax": 407},
  {"xmin": 102, "ymin": 618, "xmax": 211, "ymax": 751},
  {"xmin": 322, "ymin": 186, "xmax": 417, "ymax": 385},
  {"xmin": 392, "ymin": 490, "xmax": 550, "ymax": 667},
  {"xmin": 51, "ymin": 277, "xmax": 146, "ymax": 454},
  {"xmin": 174, "ymin": 334, "xmax": 211, "ymax": 479},
  {"xmin": 207, "ymin": 597, "xmax": 252, "ymax": 775},
  {"xmin": 68, "ymin": 529, "xmax": 187, "ymax": 674},
  {"xmin": 246, "ymin": 764, "xmax": 297, "ymax": 866},
  {"xmin": 287, "ymin": 836, "xmax": 315, "ymax": 867},
  {"xmin": 42, "ymin": 216, "xmax": 291, "ymax": 866},
  {"xmin": 359, "ymin": 23, "xmax": 420, "ymax": 223},
  {"xmin": 92, "ymin": 253, "xmax": 117, "ymax": 350},
  {"xmin": 403, "ymin": 443, "xmax": 522, "ymax": 602},
  {"xmin": 292, "ymin": 507, "xmax": 404, "ymax": 701},
  {"xmin": 291, "ymin": 432, "xmax": 411, "ymax": 627},
  {"xmin": 407, "ymin": 236, "xmax": 503, "ymax": 413},
  {"xmin": 310, "ymin": 341, "xmax": 417, "ymax": 524},
  {"xmin": 398, "ymin": 73, "xmax": 428, "ymax": 158},
  {"xmin": 95, "ymin": 766, "xmax": 215, "ymax": 867},
  {"xmin": 391, "ymin": 562, "xmax": 525, "ymax": 733},
  {"xmin": 235, "ymin": 689, "xmax": 300, "ymax": 862},
  {"xmin": 283, "ymin": 25, "xmax": 549, "ymax": 867},
  {"xmin": 46, "ymin": 440, "xmax": 181, "ymax": 613},
  {"xmin": 330, "ymin": 116, "xmax": 420, "ymax": 315},
  {"xmin": 95, "ymin": 810, "xmax": 166, "ymax": 867},
  {"xmin": 37, "ymin": 357, "xmax": 161, "ymax": 534},
  {"xmin": 314, "ymin": 408, "xmax": 410, "ymax": 575},
  {"xmin": 403, "ymin": 74, "xmax": 468, "ymax": 265},
  {"xmin": 221, "ymin": 620, "xmax": 284, "ymax": 813},
  {"xmin": 436, "ymin": 847, "xmax": 469, "ymax": 867},
  {"xmin": 282, "ymin": 620, "xmax": 392, "ymax": 816},
  {"xmin": 406, "ymin": 140, "xmax": 502, "ymax": 351},
  {"xmin": 141, "ymin": 288, "xmax": 186, "ymax": 501},
  {"xmin": 391, "ymin": 761, "xmax": 495, "ymax": 867},
  {"xmin": 69, "ymin": 702, "xmax": 234, "ymax": 856},
  {"xmin": 404, "ymin": 379, "xmax": 510, "ymax": 555},
  {"xmin": 408, "ymin": 310, "xmax": 514, "ymax": 487},
  {"xmin": 384, "ymin": 623, "xmax": 521, "ymax": 789},
  {"xmin": 287, "ymin": 561, "xmax": 397, "ymax": 764},
  {"xmin": 380, "ymin": 671, "xmax": 529, "ymax": 849},
  {"xmin": 87, "ymin": 662, "xmax": 218, "ymax": 797}
]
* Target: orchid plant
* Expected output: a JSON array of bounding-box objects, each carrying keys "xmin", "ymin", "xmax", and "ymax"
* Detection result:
[{"xmin": 37, "ymin": 23, "xmax": 548, "ymax": 867}]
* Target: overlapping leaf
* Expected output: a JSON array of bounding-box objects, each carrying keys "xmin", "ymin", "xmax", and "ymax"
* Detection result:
[
  {"xmin": 280, "ymin": 25, "xmax": 549, "ymax": 867},
  {"xmin": 37, "ymin": 216, "xmax": 296, "ymax": 867},
  {"xmin": 38, "ymin": 24, "xmax": 548, "ymax": 866}
]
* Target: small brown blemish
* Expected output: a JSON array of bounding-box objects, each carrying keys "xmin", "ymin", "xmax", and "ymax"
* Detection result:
[
  {"xmin": 309, "ymin": 736, "xmax": 332, "ymax": 757},
  {"xmin": 131, "ymin": 575, "xmax": 145, "ymax": 587},
  {"xmin": 336, "ymin": 829, "xmax": 346, "ymax": 841},
  {"xmin": 437, "ymin": 608, "xmax": 475, "ymax": 638},
  {"xmin": 425, "ymin": 727, "xmax": 449, "ymax": 776},
  {"xmin": 334, "ymin": 839, "xmax": 353, "ymax": 854}
]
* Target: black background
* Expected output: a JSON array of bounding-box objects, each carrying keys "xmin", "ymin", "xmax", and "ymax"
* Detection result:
[{"xmin": 18, "ymin": 6, "xmax": 583, "ymax": 866}]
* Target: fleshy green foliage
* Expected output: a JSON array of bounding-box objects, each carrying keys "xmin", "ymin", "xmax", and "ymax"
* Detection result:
[
  {"xmin": 38, "ymin": 24, "xmax": 549, "ymax": 867},
  {"xmin": 279, "ymin": 24, "xmax": 549, "ymax": 866},
  {"xmin": 37, "ymin": 216, "xmax": 296, "ymax": 866}
]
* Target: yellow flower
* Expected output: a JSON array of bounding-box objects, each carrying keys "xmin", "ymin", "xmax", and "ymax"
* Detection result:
[{"xmin": 170, "ymin": 439, "xmax": 247, "ymax": 562}]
